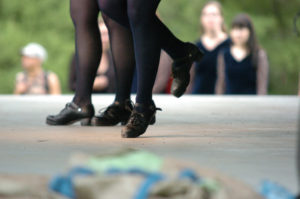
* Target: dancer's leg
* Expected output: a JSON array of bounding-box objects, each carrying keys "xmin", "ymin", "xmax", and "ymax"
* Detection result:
[
  {"xmin": 99, "ymin": 0, "xmax": 202, "ymax": 99},
  {"xmin": 153, "ymin": 17, "xmax": 187, "ymax": 59},
  {"xmin": 90, "ymin": 13, "xmax": 135, "ymax": 127},
  {"xmin": 46, "ymin": 0, "xmax": 101, "ymax": 126},
  {"xmin": 99, "ymin": 0, "xmax": 187, "ymax": 60},
  {"xmin": 96, "ymin": 0, "xmax": 202, "ymax": 137},
  {"xmin": 127, "ymin": 0, "xmax": 161, "ymax": 105},
  {"xmin": 71, "ymin": 0, "xmax": 102, "ymax": 106},
  {"xmin": 102, "ymin": 13, "xmax": 135, "ymax": 103}
]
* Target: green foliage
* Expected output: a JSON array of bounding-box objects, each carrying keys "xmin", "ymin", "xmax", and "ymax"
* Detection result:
[
  {"xmin": 0, "ymin": 0, "xmax": 299, "ymax": 94},
  {"xmin": 0, "ymin": 0, "xmax": 74, "ymax": 93}
]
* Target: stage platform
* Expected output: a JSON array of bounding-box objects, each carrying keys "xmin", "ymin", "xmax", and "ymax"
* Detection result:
[{"xmin": 0, "ymin": 95, "xmax": 298, "ymax": 193}]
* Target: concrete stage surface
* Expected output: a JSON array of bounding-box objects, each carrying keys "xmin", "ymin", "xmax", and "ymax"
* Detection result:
[{"xmin": 0, "ymin": 95, "xmax": 298, "ymax": 193}]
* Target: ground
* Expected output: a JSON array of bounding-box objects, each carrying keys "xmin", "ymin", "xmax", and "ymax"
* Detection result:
[{"xmin": 0, "ymin": 95, "xmax": 298, "ymax": 194}]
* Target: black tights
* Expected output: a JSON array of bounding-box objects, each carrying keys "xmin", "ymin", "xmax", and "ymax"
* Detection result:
[
  {"xmin": 99, "ymin": 0, "xmax": 188, "ymax": 105},
  {"xmin": 102, "ymin": 14, "xmax": 135, "ymax": 103},
  {"xmin": 98, "ymin": 0, "xmax": 186, "ymax": 59},
  {"xmin": 70, "ymin": 0, "xmax": 102, "ymax": 106},
  {"xmin": 70, "ymin": 0, "xmax": 188, "ymax": 106}
]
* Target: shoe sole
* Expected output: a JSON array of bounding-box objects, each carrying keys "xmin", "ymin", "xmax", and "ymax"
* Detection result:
[
  {"xmin": 46, "ymin": 117, "xmax": 91, "ymax": 126},
  {"xmin": 121, "ymin": 115, "xmax": 156, "ymax": 138}
]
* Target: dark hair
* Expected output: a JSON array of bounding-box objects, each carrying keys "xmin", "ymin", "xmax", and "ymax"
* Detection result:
[{"xmin": 231, "ymin": 14, "xmax": 260, "ymax": 69}]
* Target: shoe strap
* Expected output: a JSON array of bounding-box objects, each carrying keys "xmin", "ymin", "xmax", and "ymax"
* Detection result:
[
  {"xmin": 98, "ymin": 100, "xmax": 133, "ymax": 116},
  {"xmin": 66, "ymin": 102, "xmax": 82, "ymax": 112},
  {"xmin": 128, "ymin": 111, "xmax": 145, "ymax": 126}
]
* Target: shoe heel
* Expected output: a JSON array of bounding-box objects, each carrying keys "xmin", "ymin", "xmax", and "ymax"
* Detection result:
[{"xmin": 80, "ymin": 118, "xmax": 91, "ymax": 126}]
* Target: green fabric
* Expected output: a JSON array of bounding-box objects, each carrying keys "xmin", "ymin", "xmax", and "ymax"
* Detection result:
[
  {"xmin": 86, "ymin": 150, "xmax": 163, "ymax": 173},
  {"xmin": 200, "ymin": 178, "xmax": 221, "ymax": 193}
]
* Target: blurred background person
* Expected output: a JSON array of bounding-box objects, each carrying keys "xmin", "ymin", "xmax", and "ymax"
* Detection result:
[
  {"xmin": 14, "ymin": 43, "xmax": 61, "ymax": 95},
  {"xmin": 69, "ymin": 19, "xmax": 115, "ymax": 93},
  {"xmin": 152, "ymin": 51, "xmax": 173, "ymax": 94},
  {"xmin": 215, "ymin": 14, "xmax": 269, "ymax": 95},
  {"xmin": 188, "ymin": 1, "xmax": 230, "ymax": 94}
]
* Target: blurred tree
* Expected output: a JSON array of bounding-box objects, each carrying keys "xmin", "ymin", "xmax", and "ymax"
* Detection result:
[{"xmin": 0, "ymin": 0, "xmax": 74, "ymax": 93}]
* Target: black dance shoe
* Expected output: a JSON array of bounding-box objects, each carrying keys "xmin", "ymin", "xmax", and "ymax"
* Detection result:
[
  {"xmin": 91, "ymin": 100, "xmax": 133, "ymax": 126},
  {"xmin": 46, "ymin": 102, "xmax": 95, "ymax": 126},
  {"xmin": 171, "ymin": 42, "xmax": 204, "ymax": 98},
  {"xmin": 121, "ymin": 103, "xmax": 162, "ymax": 138}
]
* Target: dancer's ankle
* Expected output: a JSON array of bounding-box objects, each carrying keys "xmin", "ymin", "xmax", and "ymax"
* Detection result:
[{"xmin": 72, "ymin": 97, "xmax": 91, "ymax": 107}]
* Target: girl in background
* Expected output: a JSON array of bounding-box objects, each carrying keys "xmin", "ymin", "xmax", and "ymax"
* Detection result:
[
  {"xmin": 190, "ymin": 1, "xmax": 230, "ymax": 94},
  {"xmin": 215, "ymin": 14, "xmax": 269, "ymax": 95}
]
